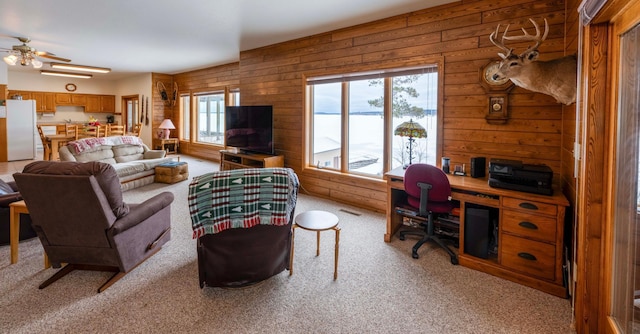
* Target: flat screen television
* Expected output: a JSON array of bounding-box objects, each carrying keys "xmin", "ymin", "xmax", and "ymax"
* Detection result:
[{"xmin": 225, "ymin": 105, "xmax": 274, "ymax": 155}]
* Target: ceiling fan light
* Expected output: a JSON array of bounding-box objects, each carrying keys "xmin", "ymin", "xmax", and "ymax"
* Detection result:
[
  {"xmin": 40, "ymin": 70, "xmax": 92, "ymax": 79},
  {"xmin": 3, "ymin": 54, "xmax": 17, "ymax": 65},
  {"xmin": 32, "ymin": 59, "xmax": 43, "ymax": 68}
]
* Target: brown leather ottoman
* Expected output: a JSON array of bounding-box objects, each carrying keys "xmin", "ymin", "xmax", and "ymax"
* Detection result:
[{"xmin": 155, "ymin": 161, "xmax": 189, "ymax": 184}]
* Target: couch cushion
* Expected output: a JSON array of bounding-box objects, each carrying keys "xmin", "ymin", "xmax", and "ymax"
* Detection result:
[
  {"xmin": 142, "ymin": 157, "xmax": 176, "ymax": 170},
  {"xmin": 112, "ymin": 161, "xmax": 147, "ymax": 178},
  {"xmin": 72, "ymin": 145, "xmax": 116, "ymax": 164},
  {"xmin": 20, "ymin": 161, "xmax": 129, "ymax": 218},
  {"xmin": 113, "ymin": 144, "xmax": 145, "ymax": 163}
]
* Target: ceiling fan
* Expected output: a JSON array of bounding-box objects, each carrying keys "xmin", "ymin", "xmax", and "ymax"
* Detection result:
[{"xmin": 1, "ymin": 36, "xmax": 71, "ymax": 68}]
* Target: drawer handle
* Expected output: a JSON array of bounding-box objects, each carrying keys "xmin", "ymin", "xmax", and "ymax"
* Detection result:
[
  {"xmin": 519, "ymin": 202, "xmax": 539, "ymax": 210},
  {"xmin": 518, "ymin": 252, "xmax": 537, "ymax": 261},
  {"xmin": 518, "ymin": 221, "xmax": 538, "ymax": 230}
]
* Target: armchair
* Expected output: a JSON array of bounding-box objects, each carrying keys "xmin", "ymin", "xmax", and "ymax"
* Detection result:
[
  {"xmin": 14, "ymin": 161, "xmax": 174, "ymax": 292},
  {"xmin": 188, "ymin": 168, "xmax": 299, "ymax": 288},
  {"xmin": 0, "ymin": 179, "xmax": 36, "ymax": 245}
]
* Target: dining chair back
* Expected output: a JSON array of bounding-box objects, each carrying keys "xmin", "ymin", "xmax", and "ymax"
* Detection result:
[
  {"xmin": 107, "ymin": 124, "xmax": 125, "ymax": 136},
  {"xmin": 78, "ymin": 125, "xmax": 104, "ymax": 139},
  {"xmin": 36, "ymin": 125, "xmax": 52, "ymax": 161},
  {"xmin": 132, "ymin": 123, "xmax": 143, "ymax": 137}
]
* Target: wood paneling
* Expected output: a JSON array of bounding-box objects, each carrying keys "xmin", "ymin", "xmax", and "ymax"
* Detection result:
[
  {"xmin": 163, "ymin": 0, "xmax": 568, "ymax": 214},
  {"xmin": 225, "ymin": 0, "xmax": 566, "ymax": 212}
]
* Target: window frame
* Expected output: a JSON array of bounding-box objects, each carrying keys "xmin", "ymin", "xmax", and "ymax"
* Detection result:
[
  {"xmin": 179, "ymin": 86, "xmax": 239, "ymax": 147},
  {"xmin": 303, "ymin": 59, "xmax": 444, "ymax": 179}
]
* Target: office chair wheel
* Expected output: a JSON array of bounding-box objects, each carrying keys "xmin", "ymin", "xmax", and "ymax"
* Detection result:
[
  {"xmin": 450, "ymin": 256, "xmax": 458, "ymax": 265},
  {"xmin": 412, "ymin": 251, "xmax": 419, "ymax": 259},
  {"xmin": 399, "ymin": 234, "xmax": 406, "ymax": 241}
]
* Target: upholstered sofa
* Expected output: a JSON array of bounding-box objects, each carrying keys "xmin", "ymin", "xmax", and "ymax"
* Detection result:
[{"xmin": 58, "ymin": 136, "xmax": 174, "ymax": 191}]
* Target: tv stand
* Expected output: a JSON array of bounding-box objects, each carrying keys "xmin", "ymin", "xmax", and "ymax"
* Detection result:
[{"xmin": 220, "ymin": 150, "xmax": 284, "ymax": 170}]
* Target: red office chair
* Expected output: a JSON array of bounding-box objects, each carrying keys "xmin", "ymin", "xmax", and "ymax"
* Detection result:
[{"xmin": 399, "ymin": 163, "xmax": 458, "ymax": 264}]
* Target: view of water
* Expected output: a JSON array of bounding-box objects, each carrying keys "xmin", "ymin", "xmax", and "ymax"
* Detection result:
[{"xmin": 313, "ymin": 114, "xmax": 437, "ymax": 176}]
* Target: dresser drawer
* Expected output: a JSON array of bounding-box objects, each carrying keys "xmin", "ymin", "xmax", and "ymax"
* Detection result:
[
  {"xmin": 502, "ymin": 210, "xmax": 557, "ymax": 243},
  {"xmin": 502, "ymin": 197, "xmax": 557, "ymax": 216},
  {"xmin": 501, "ymin": 234, "xmax": 556, "ymax": 281}
]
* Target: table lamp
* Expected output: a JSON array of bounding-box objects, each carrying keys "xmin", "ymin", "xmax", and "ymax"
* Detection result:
[
  {"xmin": 159, "ymin": 119, "xmax": 176, "ymax": 139},
  {"xmin": 394, "ymin": 119, "xmax": 427, "ymax": 168}
]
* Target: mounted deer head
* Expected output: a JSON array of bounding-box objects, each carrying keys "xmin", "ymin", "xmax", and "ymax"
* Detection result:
[{"xmin": 490, "ymin": 18, "xmax": 577, "ymax": 105}]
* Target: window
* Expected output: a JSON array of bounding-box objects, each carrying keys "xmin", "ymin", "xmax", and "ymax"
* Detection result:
[
  {"xmin": 195, "ymin": 91, "xmax": 225, "ymax": 145},
  {"xmin": 307, "ymin": 65, "xmax": 440, "ymax": 177},
  {"xmin": 179, "ymin": 88, "xmax": 239, "ymax": 145}
]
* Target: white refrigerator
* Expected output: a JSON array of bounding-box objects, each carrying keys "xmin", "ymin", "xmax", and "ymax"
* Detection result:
[{"xmin": 5, "ymin": 100, "xmax": 36, "ymax": 161}]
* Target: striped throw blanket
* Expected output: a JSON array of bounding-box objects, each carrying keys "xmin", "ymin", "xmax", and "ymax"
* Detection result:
[{"xmin": 188, "ymin": 168, "xmax": 299, "ymax": 238}]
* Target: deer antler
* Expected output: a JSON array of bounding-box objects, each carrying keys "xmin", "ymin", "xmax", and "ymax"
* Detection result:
[
  {"xmin": 501, "ymin": 18, "xmax": 549, "ymax": 55},
  {"xmin": 489, "ymin": 23, "xmax": 512, "ymax": 59}
]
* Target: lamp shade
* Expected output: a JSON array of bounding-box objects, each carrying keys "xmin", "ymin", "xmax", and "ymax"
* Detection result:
[
  {"xmin": 159, "ymin": 119, "xmax": 176, "ymax": 130},
  {"xmin": 159, "ymin": 119, "xmax": 176, "ymax": 139},
  {"xmin": 394, "ymin": 119, "xmax": 427, "ymax": 138}
]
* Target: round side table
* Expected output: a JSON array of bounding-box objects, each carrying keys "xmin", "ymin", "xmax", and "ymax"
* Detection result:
[{"xmin": 289, "ymin": 210, "xmax": 340, "ymax": 280}]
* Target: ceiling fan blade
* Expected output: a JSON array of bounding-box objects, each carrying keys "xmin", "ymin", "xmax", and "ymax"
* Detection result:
[{"xmin": 36, "ymin": 52, "xmax": 71, "ymax": 62}]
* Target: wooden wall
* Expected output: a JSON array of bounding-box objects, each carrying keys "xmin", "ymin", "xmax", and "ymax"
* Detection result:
[
  {"xmin": 236, "ymin": 0, "xmax": 566, "ymax": 211},
  {"xmin": 165, "ymin": 0, "xmax": 568, "ymax": 213},
  {"xmin": 151, "ymin": 73, "xmax": 175, "ymax": 143}
]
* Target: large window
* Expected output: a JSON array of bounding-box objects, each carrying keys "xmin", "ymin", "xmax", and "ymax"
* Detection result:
[
  {"xmin": 307, "ymin": 65, "xmax": 440, "ymax": 177},
  {"xmin": 180, "ymin": 88, "xmax": 240, "ymax": 145},
  {"xmin": 195, "ymin": 91, "xmax": 225, "ymax": 145}
]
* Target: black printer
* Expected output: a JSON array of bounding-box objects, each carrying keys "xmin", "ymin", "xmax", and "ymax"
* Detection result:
[{"xmin": 488, "ymin": 159, "xmax": 553, "ymax": 196}]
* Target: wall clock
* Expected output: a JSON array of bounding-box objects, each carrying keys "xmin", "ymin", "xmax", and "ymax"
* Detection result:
[
  {"xmin": 479, "ymin": 60, "xmax": 514, "ymax": 92},
  {"xmin": 479, "ymin": 60, "xmax": 515, "ymax": 124},
  {"xmin": 65, "ymin": 83, "xmax": 77, "ymax": 92}
]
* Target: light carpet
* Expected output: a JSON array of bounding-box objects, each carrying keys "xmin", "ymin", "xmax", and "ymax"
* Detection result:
[{"xmin": 0, "ymin": 156, "xmax": 575, "ymax": 334}]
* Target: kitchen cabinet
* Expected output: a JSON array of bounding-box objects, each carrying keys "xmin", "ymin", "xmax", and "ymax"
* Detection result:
[
  {"xmin": 8, "ymin": 90, "xmax": 115, "ymax": 113},
  {"xmin": 85, "ymin": 95, "xmax": 115, "ymax": 113},
  {"xmin": 56, "ymin": 93, "xmax": 88, "ymax": 106},
  {"xmin": 31, "ymin": 92, "xmax": 56, "ymax": 112}
]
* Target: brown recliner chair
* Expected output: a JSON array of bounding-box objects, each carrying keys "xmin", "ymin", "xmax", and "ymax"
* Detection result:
[
  {"xmin": 14, "ymin": 161, "xmax": 173, "ymax": 293},
  {"xmin": 189, "ymin": 168, "xmax": 299, "ymax": 288}
]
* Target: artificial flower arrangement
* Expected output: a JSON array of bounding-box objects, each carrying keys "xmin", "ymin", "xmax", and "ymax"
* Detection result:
[{"xmin": 88, "ymin": 116, "xmax": 100, "ymax": 126}]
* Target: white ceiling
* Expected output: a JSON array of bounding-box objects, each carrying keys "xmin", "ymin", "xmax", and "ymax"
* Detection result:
[{"xmin": 0, "ymin": 0, "xmax": 456, "ymax": 80}]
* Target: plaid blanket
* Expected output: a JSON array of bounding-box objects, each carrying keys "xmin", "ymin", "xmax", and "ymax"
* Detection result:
[
  {"xmin": 188, "ymin": 168, "xmax": 299, "ymax": 238},
  {"xmin": 68, "ymin": 136, "xmax": 143, "ymax": 154}
]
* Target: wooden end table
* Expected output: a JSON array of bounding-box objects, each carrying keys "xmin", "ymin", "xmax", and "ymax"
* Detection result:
[
  {"xmin": 289, "ymin": 210, "xmax": 340, "ymax": 280},
  {"xmin": 9, "ymin": 200, "xmax": 50, "ymax": 268}
]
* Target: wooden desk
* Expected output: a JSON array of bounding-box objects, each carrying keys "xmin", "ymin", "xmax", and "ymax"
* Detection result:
[
  {"xmin": 384, "ymin": 167, "xmax": 570, "ymax": 297},
  {"xmin": 153, "ymin": 138, "xmax": 179, "ymax": 154},
  {"xmin": 9, "ymin": 200, "xmax": 50, "ymax": 268},
  {"xmin": 46, "ymin": 134, "xmax": 76, "ymax": 160}
]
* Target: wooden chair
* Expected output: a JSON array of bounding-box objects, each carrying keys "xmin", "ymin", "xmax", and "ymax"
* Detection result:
[
  {"xmin": 65, "ymin": 124, "xmax": 77, "ymax": 139},
  {"xmin": 36, "ymin": 125, "xmax": 52, "ymax": 161},
  {"xmin": 107, "ymin": 124, "xmax": 125, "ymax": 136},
  {"xmin": 77, "ymin": 125, "xmax": 104, "ymax": 139},
  {"xmin": 131, "ymin": 123, "xmax": 142, "ymax": 137}
]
